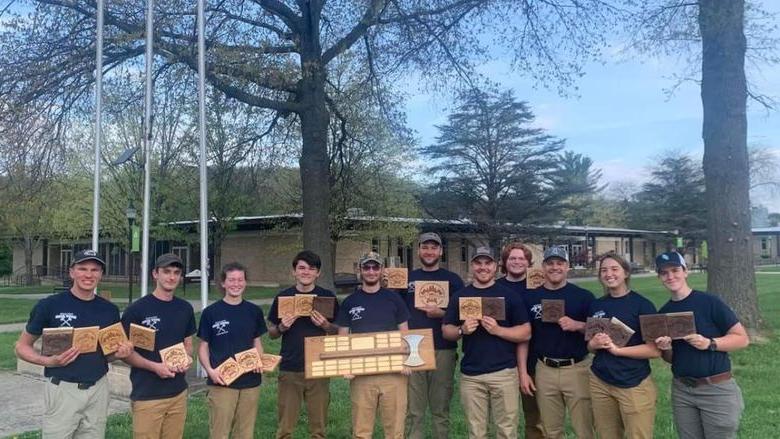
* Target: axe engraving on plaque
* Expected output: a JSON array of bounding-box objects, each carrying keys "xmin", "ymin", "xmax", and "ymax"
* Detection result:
[{"xmin": 402, "ymin": 334, "xmax": 425, "ymax": 367}]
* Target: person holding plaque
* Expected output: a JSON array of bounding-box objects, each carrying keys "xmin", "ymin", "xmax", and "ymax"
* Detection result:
[
  {"xmin": 198, "ymin": 262, "xmax": 267, "ymax": 439},
  {"xmin": 586, "ymin": 254, "xmax": 660, "ymax": 439},
  {"xmin": 518, "ymin": 246, "xmax": 595, "ymax": 439},
  {"xmin": 653, "ymin": 251, "xmax": 749, "ymax": 439},
  {"xmin": 268, "ymin": 251, "xmax": 339, "ymax": 439},
  {"xmin": 121, "ymin": 253, "xmax": 196, "ymax": 439},
  {"xmin": 336, "ymin": 251, "xmax": 411, "ymax": 439},
  {"xmin": 400, "ymin": 232, "xmax": 464, "ymax": 439},
  {"xmin": 496, "ymin": 242, "xmax": 543, "ymax": 439},
  {"xmin": 15, "ymin": 249, "xmax": 132, "ymax": 438},
  {"xmin": 443, "ymin": 247, "xmax": 530, "ymax": 439}
]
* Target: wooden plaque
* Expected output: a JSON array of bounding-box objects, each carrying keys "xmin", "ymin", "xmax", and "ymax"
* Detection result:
[
  {"xmin": 41, "ymin": 327, "xmax": 74, "ymax": 356},
  {"xmin": 541, "ymin": 299, "xmax": 565, "ymax": 323},
  {"xmin": 639, "ymin": 314, "xmax": 669, "ymax": 342},
  {"xmin": 481, "ymin": 297, "xmax": 506, "ymax": 321},
  {"xmin": 260, "ymin": 353, "xmax": 282, "ymax": 372},
  {"xmin": 526, "ymin": 268, "xmax": 545, "ymax": 289},
  {"xmin": 295, "ymin": 294, "xmax": 316, "ymax": 316},
  {"xmin": 129, "ymin": 323, "xmax": 156, "ymax": 351},
  {"xmin": 159, "ymin": 342, "xmax": 190, "ymax": 369},
  {"xmin": 73, "ymin": 326, "xmax": 100, "ymax": 353},
  {"xmin": 459, "ymin": 297, "xmax": 482, "ymax": 320},
  {"xmin": 667, "ymin": 312, "xmax": 696, "ymax": 339},
  {"xmin": 278, "ymin": 296, "xmax": 296, "ymax": 319},
  {"xmin": 584, "ymin": 317, "xmax": 611, "ymax": 341},
  {"xmin": 312, "ymin": 296, "xmax": 336, "ymax": 319},
  {"xmin": 414, "ymin": 281, "xmax": 449, "ymax": 308},
  {"xmin": 304, "ymin": 329, "xmax": 436, "ymax": 379},
  {"xmin": 385, "ymin": 268, "xmax": 409, "ymax": 289},
  {"xmin": 98, "ymin": 322, "xmax": 128, "ymax": 355},
  {"xmin": 608, "ymin": 317, "xmax": 635, "ymax": 348},
  {"xmin": 235, "ymin": 348, "xmax": 261, "ymax": 374},
  {"xmin": 216, "ymin": 357, "xmax": 242, "ymax": 386}
]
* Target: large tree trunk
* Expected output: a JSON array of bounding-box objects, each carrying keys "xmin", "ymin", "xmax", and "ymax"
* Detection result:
[{"xmin": 699, "ymin": 0, "xmax": 762, "ymax": 332}]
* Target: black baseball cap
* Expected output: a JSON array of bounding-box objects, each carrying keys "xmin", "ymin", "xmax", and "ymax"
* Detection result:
[
  {"xmin": 154, "ymin": 253, "xmax": 184, "ymax": 269},
  {"xmin": 70, "ymin": 249, "xmax": 106, "ymax": 268},
  {"xmin": 655, "ymin": 251, "xmax": 686, "ymax": 272}
]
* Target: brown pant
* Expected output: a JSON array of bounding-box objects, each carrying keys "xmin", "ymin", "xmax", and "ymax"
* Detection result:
[
  {"xmin": 405, "ymin": 349, "xmax": 457, "ymax": 439},
  {"xmin": 132, "ymin": 390, "xmax": 188, "ymax": 439},
  {"xmin": 521, "ymin": 385, "xmax": 544, "ymax": 439},
  {"xmin": 589, "ymin": 372, "xmax": 656, "ymax": 439},
  {"xmin": 350, "ymin": 373, "xmax": 408, "ymax": 439},
  {"xmin": 459, "ymin": 368, "xmax": 519, "ymax": 439},
  {"xmin": 535, "ymin": 358, "xmax": 593, "ymax": 439},
  {"xmin": 207, "ymin": 385, "xmax": 261, "ymax": 439},
  {"xmin": 276, "ymin": 371, "xmax": 330, "ymax": 439}
]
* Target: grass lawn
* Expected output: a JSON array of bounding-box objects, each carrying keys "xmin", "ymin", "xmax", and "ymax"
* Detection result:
[
  {"xmin": 4, "ymin": 273, "xmax": 779, "ymax": 438},
  {"xmin": 756, "ymin": 265, "xmax": 780, "ymax": 272},
  {"xmin": 0, "ymin": 299, "xmax": 37, "ymax": 324}
]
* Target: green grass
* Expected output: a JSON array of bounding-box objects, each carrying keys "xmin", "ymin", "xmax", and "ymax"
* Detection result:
[
  {"xmin": 0, "ymin": 332, "xmax": 22, "ymax": 370},
  {"xmin": 0, "ymin": 299, "xmax": 37, "ymax": 324},
  {"xmin": 3, "ymin": 273, "xmax": 780, "ymax": 438},
  {"xmin": 755, "ymin": 265, "xmax": 780, "ymax": 272}
]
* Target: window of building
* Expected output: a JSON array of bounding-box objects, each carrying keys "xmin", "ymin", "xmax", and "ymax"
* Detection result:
[
  {"xmin": 371, "ymin": 238, "xmax": 380, "ymax": 253},
  {"xmin": 461, "ymin": 239, "xmax": 468, "ymax": 262}
]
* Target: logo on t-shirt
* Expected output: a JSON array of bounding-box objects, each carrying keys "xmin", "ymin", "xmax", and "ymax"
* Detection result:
[
  {"xmin": 592, "ymin": 310, "xmax": 606, "ymax": 318},
  {"xmin": 141, "ymin": 316, "xmax": 161, "ymax": 330},
  {"xmin": 212, "ymin": 320, "xmax": 229, "ymax": 335},
  {"xmin": 530, "ymin": 304, "xmax": 542, "ymax": 320},
  {"xmin": 54, "ymin": 312, "xmax": 77, "ymax": 327},
  {"xmin": 348, "ymin": 306, "xmax": 365, "ymax": 321},
  {"xmin": 407, "ymin": 282, "xmax": 415, "ymax": 294}
]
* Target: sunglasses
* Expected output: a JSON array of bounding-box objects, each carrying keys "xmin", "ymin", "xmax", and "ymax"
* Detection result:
[{"xmin": 361, "ymin": 264, "xmax": 382, "ymax": 272}]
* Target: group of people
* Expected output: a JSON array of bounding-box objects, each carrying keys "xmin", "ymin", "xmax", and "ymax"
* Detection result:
[{"xmin": 15, "ymin": 231, "xmax": 749, "ymax": 439}]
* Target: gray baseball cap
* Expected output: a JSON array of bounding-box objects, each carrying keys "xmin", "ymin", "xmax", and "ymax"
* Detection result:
[
  {"xmin": 418, "ymin": 232, "xmax": 442, "ymax": 246},
  {"xmin": 359, "ymin": 251, "xmax": 384, "ymax": 267},
  {"xmin": 154, "ymin": 253, "xmax": 184, "ymax": 269},
  {"xmin": 543, "ymin": 246, "xmax": 569, "ymax": 263},
  {"xmin": 470, "ymin": 246, "xmax": 495, "ymax": 262}
]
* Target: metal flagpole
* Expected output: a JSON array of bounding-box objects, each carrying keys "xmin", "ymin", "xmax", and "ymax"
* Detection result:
[
  {"xmin": 197, "ymin": 0, "xmax": 209, "ymax": 312},
  {"xmin": 91, "ymin": 0, "xmax": 104, "ymax": 252},
  {"xmin": 140, "ymin": 0, "xmax": 154, "ymax": 296}
]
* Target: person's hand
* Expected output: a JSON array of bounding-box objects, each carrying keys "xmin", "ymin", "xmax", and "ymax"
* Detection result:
[
  {"xmin": 206, "ymin": 368, "xmax": 227, "ymax": 386},
  {"xmin": 279, "ymin": 316, "xmax": 298, "ymax": 332},
  {"xmin": 558, "ymin": 316, "xmax": 581, "ymax": 332},
  {"xmin": 480, "ymin": 316, "xmax": 501, "ymax": 335},
  {"xmin": 519, "ymin": 372, "xmax": 536, "ymax": 396},
  {"xmin": 401, "ymin": 366, "xmax": 412, "ymax": 376},
  {"xmin": 114, "ymin": 341, "xmax": 134, "ymax": 359},
  {"xmin": 423, "ymin": 305, "xmax": 445, "ymax": 319},
  {"xmin": 168, "ymin": 356, "xmax": 192, "ymax": 374},
  {"xmin": 310, "ymin": 310, "xmax": 329, "ymax": 328},
  {"xmin": 461, "ymin": 318, "xmax": 479, "ymax": 336},
  {"xmin": 589, "ymin": 333, "xmax": 613, "ymax": 350},
  {"xmin": 46, "ymin": 346, "xmax": 80, "ymax": 367},
  {"xmin": 655, "ymin": 336, "xmax": 672, "ymax": 351},
  {"xmin": 154, "ymin": 361, "xmax": 176, "ymax": 379},
  {"xmin": 684, "ymin": 334, "xmax": 712, "ymax": 351}
]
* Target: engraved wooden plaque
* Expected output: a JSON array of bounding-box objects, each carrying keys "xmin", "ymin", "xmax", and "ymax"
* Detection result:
[
  {"xmin": 98, "ymin": 322, "xmax": 128, "ymax": 355},
  {"xmin": 481, "ymin": 297, "xmax": 506, "ymax": 321},
  {"xmin": 260, "ymin": 353, "xmax": 282, "ymax": 372},
  {"xmin": 73, "ymin": 326, "xmax": 99, "ymax": 353},
  {"xmin": 235, "ymin": 348, "xmax": 261, "ymax": 374},
  {"xmin": 608, "ymin": 317, "xmax": 635, "ymax": 348},
  {"xmin": 41, "ymin": 327, "xmax": 74, "ymax": 356},
  {"xmin": 385, "ymin": 268, "xmax": 409, "ymax": 289},
  {"xmin": 159, "ymin": 342, "xmax": 190, "ymax": 369},
  {"xmin": 414, "ymin": 281, "xmax": 449, "ymax": 309},
  {"xmin": 639, "ymin": 314, "xmax": 670, "ymax": 342},
  {"xmin": 216, "ymin": 357, "xmax": 242, "ymax": 386},
  {"xmin": 541, "ymin": 299, "xmax": 565, "ymax": 323},
  {"xmin": 129, "ymin": 323, "xmax": 156, "ymax": 351},
  {"xmin": 304, "ymin": 329, "xmax": 436, "ymax": 379},
  {"xmin": 526, "ymin": 268, "xmax": 545, "ymax": 289},
  {"xmin": 278, "ymin": 296, "xmax": 296, "ymax": 319},
  {"xmin": 667, "ymin": 312, "xmax": 696, "ymax": 339},
  {"xmin": 312, "ymin": 296, "xmax": 336, "ymax": 319},
  {"xmin": 459, "ymin": 297, "xmax": 482, "ymax": 320},
  {"xmin": 584, "ymin": 317, "xmax": 611, "ymax": 341},
  {"xmin": 295, "ymin": 294, "xmax": 316, "ymax": 316}
]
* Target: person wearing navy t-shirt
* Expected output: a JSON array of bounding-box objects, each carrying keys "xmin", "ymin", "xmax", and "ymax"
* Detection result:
[
  {"xmin": 443, "ymin": 246, "xmax": 530, "ymax": 439},
  {"xmin": 122, "ymin": 253, "xmax": 196, "ymax": 439},
  {"xmin": 587, "ymin": 254, "xmax": 660, "ymax": 439},
  {"xmin": 652, "ymin": 252, "xmax": 749, "ymax": 439},
  {"xmin": 198, "ymin": 262, "xmax": 267, "ymax": 439},
  {"xmin": 336, "ymin": 251, "xmax": 410, "ymax": 439},
  {"xmin": 267, "ymin": 250, "xmax": 339, "ymax": 439},
  {"xmin": 401, "ymin": 232, "xmax": 464, "ymax": 439},
  {"xmin": 16, "ymin": 249, "xmax": 132, "ymax": 439},
  {"xmin": 496, "ymin": 241, "xmax": 543, "ymax": 439},
  {"xmin": 518, "ymin": 246, "xmax": 595, "ymax": 439}
]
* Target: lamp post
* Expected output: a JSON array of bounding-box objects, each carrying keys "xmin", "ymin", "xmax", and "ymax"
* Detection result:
[{"xmin": 126, "ymin": 204, "xmax": 137, "ymax": 303}]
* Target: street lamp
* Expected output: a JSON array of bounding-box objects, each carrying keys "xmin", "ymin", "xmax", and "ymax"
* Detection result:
[{"xmin": 126, "ymin": 203, "xmax": 137, "ymax": 303}]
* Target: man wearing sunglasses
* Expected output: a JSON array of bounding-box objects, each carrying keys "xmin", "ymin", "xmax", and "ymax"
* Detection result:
[{"xmin": 336, "ymin": 252, "xmax": 411, "ymax": 439}]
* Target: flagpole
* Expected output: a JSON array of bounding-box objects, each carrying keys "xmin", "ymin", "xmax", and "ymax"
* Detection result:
[
  {"xmin": 140, "ymin": 0, "xmax": 154, "ymax": 296},
  {"xmin": 197, "ymin": 0, "xmax": 209, "ymax": 312},
  {"xmin": 91, "ymin": 0, "xmax": 104, "ymax": 253}
]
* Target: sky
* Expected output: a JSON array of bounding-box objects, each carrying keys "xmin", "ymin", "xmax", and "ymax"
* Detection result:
[{"xmin": 402, "ymin": 5, "xmax": 780, "ymax": 211}]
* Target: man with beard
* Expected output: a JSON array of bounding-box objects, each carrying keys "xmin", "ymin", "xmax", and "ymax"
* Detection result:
[
  {"xmin": 497, "ymin": 242, "xmax": 544, "ymax": 439},
  {"xmin": 443, "ymin": 247, "xmax": 531, "ymax": 439},
  {"xmin": 518, "ymin": 246, "xmax": 595, "ymax": 439},
  {"xmin": 336, "ymin": 252, "xmax": 411, "ymax": 439},
  {"xmin": 401, "ymin": 232, "xmax": 464, "ymax": 439}
]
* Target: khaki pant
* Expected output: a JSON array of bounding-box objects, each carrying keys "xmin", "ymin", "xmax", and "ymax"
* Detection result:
[
  {"xmin": 521, "ymin": 385, "xmax": 544, "ymax": 439},
  {"xmin": 459, "ymin": 368, "xmax": 519, "ymax": 439},
  {"xmin": 132, "ymin": 390, "xmax": 188, "ymax": 439},
  {"xmin": 405, "ymin": 349, "xmax": 457, "ymax": 439},
  {"xmin": 589, "ymin": 372, "xmax": 656, "ymax": 439},
  {"xmin": 350, "ymin": 373, "xmax": 408, "ymax": 439},
  {"xmin": 535, "ymin": 358, "xmax": 593, "ymax": 439},
  {"xmin": 208, "ymin": 385, "xmax": 261, "ymax": 439},
  {"xmin": 276, "ymin": 371, "xmax": 330, "ymax": 439},
  {"xmin": 43, "ymin": 375, "xmax": 109, "ymax": 439}
]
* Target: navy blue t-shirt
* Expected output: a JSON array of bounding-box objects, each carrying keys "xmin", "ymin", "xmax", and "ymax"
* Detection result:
[
  {"xmin": 121, "ymin": 294, "xmax": 196, "ymax": 401},
  {"xmin": 336, "ymin": 288, "xmax": 409, "ymax": 333},
  {"xmin": 588, "ymin": 291, "xmax": 657, "ymax": 388},
  {"xmin": 523, "ymin": 283, "xmax": 595, "ymax": 365},
  {"xmin": 198, "ymin": 299, "xmax": 267, "ymax": 388},
  {"xmin": 496, "ymin": 276, "xmax": 528, "ymax": 294},
  {"xmin": 443, "ymin": 282, "xmax": 529, "ymax": 376},
  {"xmin": 268, "ymin": 286, "xmax": 339, "ymax": 372},
  {"xmin": 658, "ymin": 290, "xmax": 739, "ymax": 378},
  {"xmin": 402, "ymin": 268, "xmax": 464, "ymax": 351},
  {"xmin": 26, "ymin": 291, "xmax": 120, "ymax": 383}
]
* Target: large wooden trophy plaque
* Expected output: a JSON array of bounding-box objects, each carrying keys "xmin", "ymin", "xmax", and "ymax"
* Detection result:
[{"xmin": 304, "ymin": 329, "xmax": 436, "ymax": 379}]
